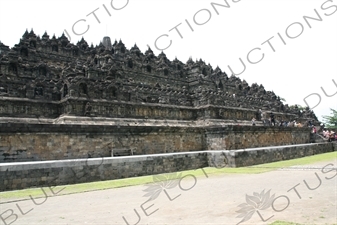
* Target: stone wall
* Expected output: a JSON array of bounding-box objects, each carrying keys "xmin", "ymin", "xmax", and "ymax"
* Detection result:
[
  {"xmin": 207, "ymin": 126, "xmax": 310, "ymax": 150},
  {"xmin": 0, "ymin": 97, "xmax": 59, "ymax": 118},
  {"xmin": 208, "ymin": 142, "xmax": 336, "ymax": 167},
  {"xmin": 0, "ymin": 123, "xmax": 204, "ymax": 162},
  {"xmin": 0, "ymin": 152, "xmax": 208, "ymax": 191},
  {"xmin": 0, "ymin": 142, "xmax": 334, "ymax": 191},
  {"xmin": 1, "ymin": 97, "xmax": 300, "ymax": 122},
  {"xmin": 0, "ymin": 122, "xmax": 313, "ymax": 162},
  {"xmin": 205, "ymin": 126, "xmax": 311, "ymax": 150},
  {"xmin": 231, "ymin": 143, "xmax": 336, "ymax": 167}
]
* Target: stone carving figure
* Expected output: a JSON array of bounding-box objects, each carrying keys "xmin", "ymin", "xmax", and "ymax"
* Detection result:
[{"xmin": 84, "ymin": 102, "xmax": 92, "ymax": 116}]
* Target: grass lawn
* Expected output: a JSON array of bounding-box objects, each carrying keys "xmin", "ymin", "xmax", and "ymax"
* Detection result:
[
  {"xmin": 269, "ymin": 221, "xmax": 303, "ymax": 225},
  {"xmin": 269, "ymin": 221, "xmax": 337, "ymax": 225},
  {"xmin": 0, "ymin": 151, "xmax": 336, "ymax": 202},
  {"xmin": 270, "ymin": 221, "xmax": 303, "ymax": 225}
]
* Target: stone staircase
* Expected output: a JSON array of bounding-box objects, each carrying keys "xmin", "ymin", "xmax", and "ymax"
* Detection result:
[{"xmin": 310, "ymin": 133, "xmax": 328, "ymax": 143}]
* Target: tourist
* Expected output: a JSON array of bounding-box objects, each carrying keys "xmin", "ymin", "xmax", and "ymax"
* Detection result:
[
  {"xmin": 329, "ymin": 130, "xmax": 335, "ymax": 142},
  {"xmin": 270, "ymin": 112, "xmax": 275, "ymax": 126},
  {"xmin": 259, "ymin": 109, "xmax": 263, "ymax": 121},
  {"xmin": 279, "ymin": 119, "xmax": 284, "ymax": 126},
  {"xmin": 328, "ymin": 130, "xmax": 332, "ymax": 142},
  {"xmin": 325, "ymin": 130, "xmax": 331, "ymax": 139},
  {"xmin": 255, "ymin": 109, "xmax": 262, "ymax": 121},
  {"xmin": 252, "ymin": 117, "xmax": 256, "ymax": 126},
  {"xmin": 311, "ymin": 125, "xmax": 317, "ymax": 134},
  {"xmin": 320, "ymin": 123, "xmax": 325, "ymax": 132}
]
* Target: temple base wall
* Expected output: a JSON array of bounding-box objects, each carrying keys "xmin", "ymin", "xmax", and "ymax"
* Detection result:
[
  {"xmin": 0, "ymin": 143, "xmax": 334, "ymax": 191},
  {"xmin": 0, "ymin": 122, "xmax": 312, "ymax": 162}
]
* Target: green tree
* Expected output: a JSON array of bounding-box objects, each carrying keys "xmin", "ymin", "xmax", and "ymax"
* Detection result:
[{"xmin": 322, "ymin": 108, "xmax": 337, "ymax": 129}]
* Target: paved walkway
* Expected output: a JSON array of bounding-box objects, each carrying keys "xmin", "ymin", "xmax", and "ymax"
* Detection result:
[{"xmin": 1, "ymin": 159, "xmax": 336, "ymax": 225}]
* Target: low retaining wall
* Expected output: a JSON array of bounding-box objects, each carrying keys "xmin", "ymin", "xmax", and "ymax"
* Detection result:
[
  {"xmin": 0, "ymin": 142, "xmax": 335, "ymax": 191},
  {"xmin": 208, "ymin": 142, "xmax": 336, "ymax": 167},
  {"xmin": 0, "ymin": 152, "xmax": 208, "ymax": 191}
]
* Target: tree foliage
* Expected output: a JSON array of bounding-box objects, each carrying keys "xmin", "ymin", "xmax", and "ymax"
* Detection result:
[{"xmin": 322, "ymin": 108, "xmax": 337, "ymax": 129}]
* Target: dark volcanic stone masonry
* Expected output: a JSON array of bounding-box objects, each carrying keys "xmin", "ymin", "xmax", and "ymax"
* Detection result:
[
  {"xmin": 0, "ymin": 30, "xmax": 317, "ymax": 119},
  {"xmin": 1, "ymin": 143, "xmax": 334, "ymax": 191},
  {"xmin": 0, "ymin": 30, "xmax": 319, "ymax": 162}
]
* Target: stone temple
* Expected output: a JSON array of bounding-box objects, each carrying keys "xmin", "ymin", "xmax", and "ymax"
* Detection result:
[{"xmin": 0, "ymin": 30, "xmax": 319, "ymax": 162}]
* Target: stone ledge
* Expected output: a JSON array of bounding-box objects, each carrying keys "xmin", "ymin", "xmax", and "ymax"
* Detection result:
[
  {"xmin": 0, "ymin": 118, "xmax": 310, "ymax": 133},
  {"xmin": 0, "ymin": 142, "xmax": 334, "ymax": 191}
]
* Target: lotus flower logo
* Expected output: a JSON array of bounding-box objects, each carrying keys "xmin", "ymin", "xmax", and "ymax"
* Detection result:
[
  {"xmin": 143, "ymin": 172, "xmax": 182, "ymax": 201},
  {"xmin": 236, "ymin": 189, "xmax": 275, "ymax": 224}
]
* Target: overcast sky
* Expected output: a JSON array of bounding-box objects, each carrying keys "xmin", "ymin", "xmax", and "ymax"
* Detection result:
[{"xmin": 0, "ymin": 0, "xmax": 336, "ymax": 121}]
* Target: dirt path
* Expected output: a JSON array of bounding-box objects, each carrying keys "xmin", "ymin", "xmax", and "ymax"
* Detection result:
[{"xmin": 1, "ymin": 159, "xmax": 336, "ymax": 225}]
